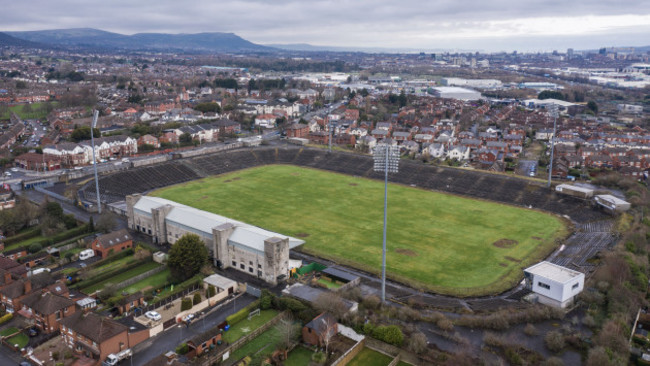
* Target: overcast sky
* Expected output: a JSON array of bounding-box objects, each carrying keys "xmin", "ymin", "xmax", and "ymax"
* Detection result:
[{"xmin": 3, "ymin": 0, "xmax": 650, "ymax": 52}]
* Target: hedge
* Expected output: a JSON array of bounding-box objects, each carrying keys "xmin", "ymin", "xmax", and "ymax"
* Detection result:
[
  {"xmin": 39, "ymin": 225, "xmax": 91, "ymax": 247},
  {"xmin": 87, "ymin": 248, "xmax": 135, "ymax": 270},
  {"xmin": 0, "ymin": 313, "xmax": 12, "ymax": 325},
  {"xmin": 72, "ymin": 258, "xmax": 146, "ymax": 290},
  {"xmin": 1, "ymin": 227, "xmax": 40, "ymax": 246},
  {"xmin": 226, "ymin": 300, "xmax": 261, "ymax": 326},
  {"xmin": 181, "ymin": 298, "xmax": 193, "ymax": 311},
  {"xmin": 372, "ymin": 325, "xmax": 404, "ymax": 347},
  {"xmin": 153, "ymin": 275, "xmax": 203, "ymax": 304}
]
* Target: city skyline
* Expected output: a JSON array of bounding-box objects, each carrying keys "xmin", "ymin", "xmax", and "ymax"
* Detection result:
[{"xmin": 2, "ymin": 0, "xmax": 650, "ymax": 52}]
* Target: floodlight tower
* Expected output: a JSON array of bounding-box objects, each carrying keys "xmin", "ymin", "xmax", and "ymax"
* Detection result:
[
  {"xmin": 373, "ymin": 143, "xmax": 400, "ymax": 303},
  {"xmin": 91, "ymin": 110, "xmax": 101, "ymax": 214},
  {"xmin": 547, "ymin": 104, "xmax": 559, "ymax": 188}
]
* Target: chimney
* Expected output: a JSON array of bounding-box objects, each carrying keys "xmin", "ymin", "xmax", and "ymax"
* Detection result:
[
  {"xmin": 3, "ymin": 271, "xmax": 12, "ymax": 285},
  {"xmin": 24, "ymin": 279, "xmax": 32, "ymax": 294}
]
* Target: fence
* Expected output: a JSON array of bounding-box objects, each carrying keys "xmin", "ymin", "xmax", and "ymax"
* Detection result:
[
  {"xmin": 365, "ymin": 338, "xmax": 424, "ymax": 366},
  {"xmin": 330, "ymin": 337, "xmax": 366, "ymax": 366},
  {"xmin": 35, "ymin": 186, "xmax": 74, "ymax": 204},
  {"xmin": 139, "ymin": 284, "xmax": 202, "ymax": 315},
  {"xmin": 296, "ymin": 262, "xmax": 327, "ymax": 276},
  {"xmin": 245, "ymin": 285, "xmax": 261, "ymax": 298},
  {"xmin": 194, "ymin": 311, "xmax": 288, "ymax": 366}
]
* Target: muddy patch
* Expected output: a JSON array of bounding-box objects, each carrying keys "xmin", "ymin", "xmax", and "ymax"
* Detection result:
[
  {"xmin": 232, "ymin": 177, "xmax": 241, "ymax": 181},
  {"xmin": 295, "ymin": 233, "xmax": 310, "ymax": 238},
  {"xmin": 395, "ymin": 248, "xmax": 418, "ymax": 257},
  {"xmin": 493, "ymin": 239, "xmax": 519, "ymax": 248},
  {"xmin": 532, "ymin": 236, "xmax": 542, "ymax": 241},
  {"xmin": 349, "ymin": 183, "xmax": 358, "ymax": 186},
  {"xmin": 499, "ymin": 263, "xmax": 508, "ymax": 267},
  {"xmin": 504, "ymin": 256, "xmax": 521, "ymax": 263},
  {"xmin": 224, "ymin": 180, "xmax": 232, "ymax": 183},
  {"xmin": 201, "ymin": 196, "xmax": 209, "ymax": 200}
]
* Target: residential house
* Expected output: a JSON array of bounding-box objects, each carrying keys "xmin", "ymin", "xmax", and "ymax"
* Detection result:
[
  {"xmin": 60, "ymin": 312, "xmax": 134, "ymax": 362},
  {"xmin": 187, "ymin": 330, "xmax": 223, "ymax": 358},
  {"xmin": 159, "ymin": 132, "xmax": 179, "ymax": 145},
  {"xmin": 0, "ymin": 275, "xmax": 63, "ymax": 314},
  {"xmin": 255, "ymin": 114, "xmax": 277, "ymax": 129},
  {"xmin": 20, "ymin": 292, "xmax": 76, "ymax": 334},
  {"xmin": 425, "ymin": 143, "xmax": 446, "ymax": 159},
  {"xmin": 302, "ymin": 312, "xmax": 338, "ymax": 347},
  {"xmin": 115, "ymin": 292, "xmax": 144, "ymax": 315},
  {"xmin": 91, "ymin": 229, "xmax": 133, "ymax": 259},
  {"xmin": 137, "ymin": 135, "xmax": 160, "ymax": 148},
  {"xmin": 308, "ymin": 131, "xmax": 330, "ymax": 145},
  {"xmin": 14, "ymin": 152, "xmax": 62, "ymax": 171},
  {"xmin": 446, "ymin": 145, "xmax": 471, "ymax": 161},
  {"xmin": 286, "ymin": 124, "xmax": 309, "ymax": 139}
]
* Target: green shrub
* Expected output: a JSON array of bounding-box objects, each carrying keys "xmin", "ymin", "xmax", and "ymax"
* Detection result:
[
  {"xmin": 193, "ymin": 292, "xmax": 202, "ymax": 305},
  {"xmin": 52, "ymin": 351, "xmax": 60, "ymax": 360},
  {"xmin": 181, "ymin": 297, "xmax": 192, "ymax": 311},
  {"xmin": 278, "ymin": 297, "xmax": 306, "ymax": 313},
  {"xmin": 544, "ymin": 330, "xmax": 565, "ymax": 353},
  {"xmin": 260, "ymin": 290, "xmax": 274, "ymax": 310},
  {"xmin": 2, "ymin": 227, "xmax": 40, "ymax": 246},
  {"xmin": 226, "ymin": 300, "xmax": 260, "ymax": 326},
  {"xmin": 373, "ymin": 325, "xmax": 404, "ymax": 346},
  {"xmin": 175, "ymin": 343, "xmax": 189, "ymax": 355},
  {"xmin": 41, "ymin": 224, "xmax": 91, "ymax": 246},
  {"xmin": 28, "ymin": 243, "xmax": 42, "ymax": 253},
  {"xmin": 311, "ymin": 352, "xmax": 326, "ymax": 364},
  {"xmin": 206, "ymin": 285, "xmax": 216, "ymax": 298},
  {"xmin": 0, "ymin": 313, "xmax": 13, "ymax": 325}
]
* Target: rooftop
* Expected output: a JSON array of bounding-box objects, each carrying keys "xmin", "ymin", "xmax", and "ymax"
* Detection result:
[{"xmin": 524, "ymin": 261, "xmax": 584, "ymax": 284}]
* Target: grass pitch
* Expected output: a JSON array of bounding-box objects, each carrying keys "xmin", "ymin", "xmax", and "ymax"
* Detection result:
[{"xmin": 152, "ymin": 165, "xmax": 567, "ymax": 296}]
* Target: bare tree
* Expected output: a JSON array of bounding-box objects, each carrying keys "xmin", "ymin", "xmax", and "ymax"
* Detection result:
[
  {"xmin": 315, "ymin": 292, "xmax": 347, "ymax": 320},
  {"xmin": 319, "ymin": 313, "xmax": 338, "ymax": 355},
  {"xmin": 275, "ymin": 314, "xmax": 298, "ymax": 351},
  {"xmin": 95, "ymin": 211, "xmax": 117, "ymax": 233}
]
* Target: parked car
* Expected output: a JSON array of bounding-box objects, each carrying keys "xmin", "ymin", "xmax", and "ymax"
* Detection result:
[
  {"xmin": 27, "ymin": 327, "xmax": 39, "ymax": 337},
  {"xmin": 145, "ymin": 311, "xmax": 161, "ymax": 321},
  {"xmin": 182, "ymin": 313, "xmax": 195, "ymax": 323}
]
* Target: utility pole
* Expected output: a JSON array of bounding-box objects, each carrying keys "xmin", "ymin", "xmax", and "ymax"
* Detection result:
[
  {"xmin": 547, "ymin": 104, "xmax": 558, "ymax": 188},
  {"xmin": 91, "ymin": 110, "xmax": 101, "ymax": 213}
]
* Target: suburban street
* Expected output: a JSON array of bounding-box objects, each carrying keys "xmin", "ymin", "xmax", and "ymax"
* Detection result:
[{"xmin": 131, "ymin": 294, "xmax": 257, "ymax": 366}]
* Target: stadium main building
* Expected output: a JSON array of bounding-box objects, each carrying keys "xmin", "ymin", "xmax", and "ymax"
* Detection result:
[{"xmin": 126, "ymin": 194, "xmax": 305, "ymax": 285}]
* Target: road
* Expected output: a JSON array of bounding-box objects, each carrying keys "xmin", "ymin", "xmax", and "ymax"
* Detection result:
[{"xmin": 131, "ymin": 294, "xmax": 257, "ymax": 366}]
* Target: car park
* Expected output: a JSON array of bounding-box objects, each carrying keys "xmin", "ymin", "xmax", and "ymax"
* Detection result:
[{"xmin": 145, "ymin": 311, "xmax": 161, "ymax": 321}]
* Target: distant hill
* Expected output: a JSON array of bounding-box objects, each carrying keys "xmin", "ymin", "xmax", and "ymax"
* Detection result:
[
  {"xmin": 6, "ymin": 28, "xmax": 275, "ymax": 53},
  {"xmin": 0, "ymin": 32, "xmax": 43, "ymax": 48}
]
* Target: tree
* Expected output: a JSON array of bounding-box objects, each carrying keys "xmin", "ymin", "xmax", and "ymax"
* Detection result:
[
  {"xmin": 407, "ymin": 331, "xmax": 428, "ymax": 354},
  {"xmin": 538, "ymin": 90, "xmax": 565, "ymax": 100},
  {"xmin": 276, "ymin": 315, "xmax": 298, "ymax": 351},
  {"xmin": 168, "ymin": 234, "xmax": 208, "ymax": 282},
  {"xmin": 70, "ymin": 126, "xmax": 101, "ymax": 142},
  {"xmin": 587, "ymin": 100, "xmax": 598, "ymax": 114},
  {"xmin": 194, "ymin": 102, "xmax": 221, "ymax": 114},
  {"xmin": 398, "ymin": 90, "xmax": 407, "ymax": 107},
  {"xmin": 314, "ymin": 293, "xmax": 347, "ymax": 320},
  {"xmin": 95, "ymin": 212, "xmax": 117, "ymax": 233},
  {"xmin": 179, "ymin": 132, "xmax": 193, "ymax": 144}
]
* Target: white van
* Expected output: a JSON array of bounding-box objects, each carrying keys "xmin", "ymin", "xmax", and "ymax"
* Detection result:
[
  {"xmin": 29, "ymin": 267, "xmax": 51, "ymax": 277},
  {"xmin": 79, "ymin": 249, "xmax": 95, "ymax": 260}
]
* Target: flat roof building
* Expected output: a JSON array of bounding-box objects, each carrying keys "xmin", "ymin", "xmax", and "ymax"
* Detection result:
[
  {"xmin": 430, "ymin": 87, "xmax": 481, "ymax": 101},
  {"xmin": 594, "ymin": 194, "xmax": 631, "ymax": 213},
  {"xmin": 524, "ymin": 261, "xmax": 584, "ymax": 308}
]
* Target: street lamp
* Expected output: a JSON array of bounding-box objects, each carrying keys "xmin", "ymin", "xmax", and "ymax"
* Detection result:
[
  {"xmin": 373, "ymin": 143, "xmax": 399, "ymax": 303},
  {"xmin": 546, "ymin": 104, "xmax": 558, "ymax": 188},
  {"xmin": 90, "ymin": 110, "xmax": 101, "ymax": 214}
]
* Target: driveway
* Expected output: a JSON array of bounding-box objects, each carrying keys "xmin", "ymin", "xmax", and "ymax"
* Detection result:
[{"xmin": 131, "ymin": 294, "xmax": 257, "ymax": 366}]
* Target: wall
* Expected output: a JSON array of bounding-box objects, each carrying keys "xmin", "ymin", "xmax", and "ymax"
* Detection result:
[
  {"xmin": 114, "ymin": 265, "xmax": 166, "ymax": 290},
  {"xmin": 331, "ymin": 337, "xmax": 366, "ymax": 366}
]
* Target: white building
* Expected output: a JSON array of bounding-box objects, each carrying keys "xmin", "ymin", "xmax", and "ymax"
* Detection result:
[
  {"xmin": 430, "ymin": 87, "xmax": 481, "ymax": 101},
  {"xmin": 594, "ymin": 195, "xmax": 631, "ymax": 213},
  {"xmin": 126, "ymin": 195, "xmax": 305, "ymax": 285},
  {"xmin": 443, "ymin": 78, "xmax": 503, "ymax": 89},
  {"xmin": 524, "ymin": 261, "xmax": 584, "ymax": 308}
]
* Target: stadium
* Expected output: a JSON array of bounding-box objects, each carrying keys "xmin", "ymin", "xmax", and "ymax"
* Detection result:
[{"xmin": 80, "ymin": 145, "xmax": 612, "ymax": 297}]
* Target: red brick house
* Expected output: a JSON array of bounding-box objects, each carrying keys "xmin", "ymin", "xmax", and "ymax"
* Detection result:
[
  {"xmin": 0, "ymin": 275, "xmax": 66, "ymax": 314},
  {"xmin": 115, "ymin": 292, "xmax": 144, "ymax": 315},
  {"xmin": 14, "ymin": 152, "xmax": 62, "ymax": 171},
  {"xmin": 286, "ymin": 123, "xmax": 309, "ymax": 138},
  {"xmin": 302, "ymin": 312, "xmax": 337, "ymax": 347},
  {"xmin": 91, "ymin": 229, "xmax": 133, "ymax": 258},
  {"xmin": 20, "ymin": 292, "xmax": 76, "ymax": 334},
  {"xmin": 187, "ymin": 329, "xmax": 223, "ymax": 358},
  {"xmin": 60, "ymin": 312, "xmax": 131, "ymax": 362},
  {"xmin": 344, "ymin": 109, "xmax": 360, "ymax": 121},
  {"xmin": 309, "ymin": 131, "xmax": 330, "ymax": 145},
  {"xmin": 159, "ymin": 132, "xmax": 179, "ymax": 145},
  {"xmin": 137, "ymin": 134, "xmax": 160, "ymax": 148}
]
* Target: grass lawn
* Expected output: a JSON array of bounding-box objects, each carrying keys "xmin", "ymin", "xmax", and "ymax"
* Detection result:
[
  {"xmin": 347, "ymin": 348, "xmax": 393, "ymax": 366},
  {"xmin": 285, "ymin": 346, "xmax": 315, "ymax": 366},
  {"xmin": 7, "ymin": 333, "xmax": 29, "ymax": 349},
  {"xmin": 230, "ymin": 324, "xmax": 300, "ymax": 366},
  {"xmin": 397, "ymin": 362, "xmax": 413, "ymax": 366},
  {"xmin": 152, "ymin": 165, "xmax": 567, "ymax": 296},
  {"xmin": 223, "ymin": 310, "xmax": 279, "ymax": 343},
  {"xmin": 317, "ymin": 277, "xmax": 342, "ymax": 289},
  {"xmin": 81, "ymin": 262, "xmax": 162, "ymax": 294},
  {"xmin": 121, "ymin": 268, "xmax": 171, "ymax": 294},
  {"xmin": 0, "ymin": 102, "xmax": 56, "ymax": 121},
  {"xmin": 89, "ymin": 256, "xmax": 137, "ymax": 276},
  {"xmin": 0, "ymin": 327, "xmax": 19, "ymax": 337},
  {"xmin": 2, "ymin": 234, "xmax": 46, "ymax": 252}
]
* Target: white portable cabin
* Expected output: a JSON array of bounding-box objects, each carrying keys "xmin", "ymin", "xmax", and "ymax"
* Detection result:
[
  {"xmin": 594, "ymin": 194, "xmax": 631, "ymax": 213},
  {"xmin": 555, "ymin": 184, "xmax": 594, "ymax": 199},
  {"xmin": 524, "ymin": 261, "xmax": 584, "ymax": 308}
]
